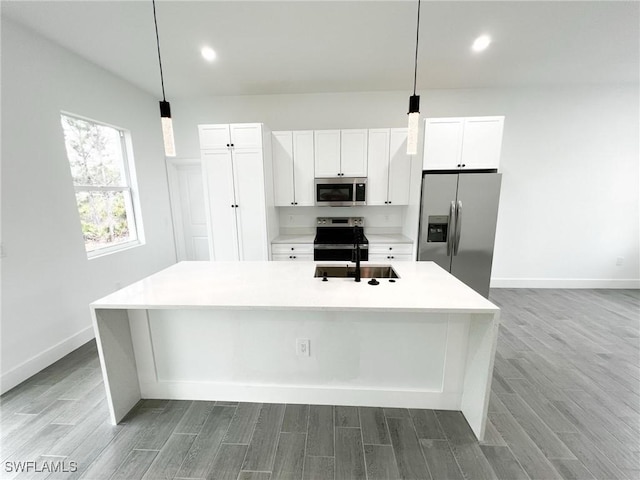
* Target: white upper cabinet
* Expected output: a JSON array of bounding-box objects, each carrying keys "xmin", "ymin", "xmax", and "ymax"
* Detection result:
[
  {"xmin": 272, "ymin": 131, "xmax": 315, "ymax": 206},
  {"xmin": 459, "ymin": 117, "xmax": 505, "ymax": 170},
  {"xmin": 314, "ymin": 129, "xmax": 368, "ymax": 177},
  {"xmin": 387, "ymin": 129, "xmax": 411, "ymax": 205},
  {"xmin": 292, "ymin": 131, "xmax": 315, "ymax": 206},
  {"xmin": 422, "ymin": 118, "xmax": 464, "ymax": 170},
  {"xmin": 199, "ymin": 123, "xmax": 263, "ymax": 150},
  {"xmin": 340, "ymin": 129, "xmax": 368, "ymax": 177},
  {"xmin": 367, "ymin": 129, "xmax": 411, "ymax": 206},
  {"xmin": 272, "ymin": 132, "xmax": 295, "ymax": 207},
  {"xmin": 199, "ymin": 124, "xmax": 232, "ymax": 149},
  {"xmin": 366, "ymin": 129, "xmax": 391, "ymax": 205},
  {"xmin": 314, "ymin": 130, "xmax": 341, "ymax": 177},
  {"xmin": 423, "ymin": 116, "xmax": 504, "ymax": 171}
]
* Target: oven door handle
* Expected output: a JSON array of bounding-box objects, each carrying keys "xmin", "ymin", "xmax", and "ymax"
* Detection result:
[{"xmin": 314, "ymin": 244, "xmax": 369, "ymax": 250}]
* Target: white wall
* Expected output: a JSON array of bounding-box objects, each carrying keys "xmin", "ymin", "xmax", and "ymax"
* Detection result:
[
  {"xmin": 1, "ymin": 19, "xmax": 177, "ymax": 393},
  {"xmin": 172, "ymin": 85, "xmax": 639, "ymax": 288}
]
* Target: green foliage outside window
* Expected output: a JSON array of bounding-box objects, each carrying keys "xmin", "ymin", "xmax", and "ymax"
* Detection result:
[{"xmin": 61, "ymin": 115, "xmax": 138, "ymax": 253}]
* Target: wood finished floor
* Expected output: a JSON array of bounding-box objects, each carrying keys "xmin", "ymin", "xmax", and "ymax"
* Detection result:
[{"xmin": 1, "ymin": 289, "xmax": 638, "ymax": 480}]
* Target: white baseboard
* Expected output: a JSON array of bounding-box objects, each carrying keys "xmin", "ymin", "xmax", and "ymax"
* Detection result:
[
  {"xmin": 0, "ymin": 326, "xmax": 95, "ymax": 395},
  {"xmin": 490, "ymin": 278, "xmax": 640, "ymax": 289}
]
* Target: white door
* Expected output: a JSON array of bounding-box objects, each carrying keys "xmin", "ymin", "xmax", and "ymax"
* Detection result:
[
  {"xmin": 460, "ymin": 117, "xmax": 504, "ymax": 170},
  {"xmin": 340, "ymin": 129, "xmax": 368, "ymax": 177},
  {"xmin": 314, "ymin": 130, "xmax": 341, "ymax": 177},
  {"xmin": 201, "ymin": 150, "xmax": 239, "ymax": 260},
  {"xmin": 198, "ymin": 124, "xmax": 231, "ymax": 149},
  {"xmin": 292, "ymin": 131, "xmax": 315, "ymax": 206},
  {"xmin": 366, "ymin": 129, "xmax": 390, "ymax": 205},
  {"xmin": 388, "ymin": 129, "xmax": 411, "ymax": 205},
  {"xmin": 232, "ymin": 149, "xmax": 269, "ymax": 261},
  {"xmin": 169, "ymin": 162, "xmax": 210, "ymax": 261},
  {"xmin": 422, "ymin": 118, "xmax": 464, "ymax": 170},
  {"xmin": 272, "ymin": 131, "xmax": 295, "ymax": 206}
]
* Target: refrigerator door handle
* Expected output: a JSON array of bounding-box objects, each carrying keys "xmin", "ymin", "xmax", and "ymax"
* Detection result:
[
  {"xmin": 447, "ymin": 201, "xmax": 455, "ymax": 256},
  {"xmin": 454, "ymin": 200, "xmax": 462, "ymax": 255}
]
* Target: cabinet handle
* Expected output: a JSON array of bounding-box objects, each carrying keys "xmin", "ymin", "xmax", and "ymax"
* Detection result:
[
  {"xmin": 389, "ymin": 247, "xmax": 392, "ymax": 250},
  {"xmin": 230, "ymin": 143, "xmax": 235, "ymax": 147},
  {"xmin": 294, "ymin": 202, "xmax": 298, "ymax": 205},
  {"xmin": 293, "ymin": 256, "xmax": 296, "ymax": 259},
  {"xmin": 235, "ymin": 204, "xmax": 239, "ymax": 208},
  {"xmin": 226, "ymin": 143, "xmax": 230, "ymax": 147},
  {"xmin": 461, "ymin": 164, "xmax": 466, "ymax": 167},
  {"xmin": 291, "ymin": 247, "xmax": 294, "ymax": 251}
]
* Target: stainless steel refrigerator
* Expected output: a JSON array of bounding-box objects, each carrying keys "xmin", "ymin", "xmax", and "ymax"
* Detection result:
[{"xmin": 418, "ymin": 172, "xmax": 501, "ymax": 298}]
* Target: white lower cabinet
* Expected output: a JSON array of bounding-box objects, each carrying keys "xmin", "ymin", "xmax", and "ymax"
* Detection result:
[
  {"xmin": 368, "ymin": 243, "xmax": 413, "ymax": 262},
  {"xmin": 271, "ymin": 243, "xmax": 313, "ymax": 261}
]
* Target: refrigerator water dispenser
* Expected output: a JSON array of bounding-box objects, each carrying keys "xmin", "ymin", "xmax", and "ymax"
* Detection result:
[{"xmin": 426, "ymin": 216, "xmax": 449, "ymax": 242}]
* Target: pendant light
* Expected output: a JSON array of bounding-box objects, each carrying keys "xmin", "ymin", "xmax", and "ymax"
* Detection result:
[
  {"xmin": 406, "ymin": 0, "xmax": 422, "ymax": 155},
  {"xmin": 152, "ymin": 0, "xmax": 176, "ymax": 157}
]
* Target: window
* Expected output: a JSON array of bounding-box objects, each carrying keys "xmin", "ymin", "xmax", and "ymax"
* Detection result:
[{"xmin": 60, "ymin": 114, "xmax": 143, "ymax": 257}]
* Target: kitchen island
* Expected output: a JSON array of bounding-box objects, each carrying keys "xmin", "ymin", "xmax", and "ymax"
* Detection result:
[{"xmin": 91, "ymin": 261, "xmax": 499, "ymax": 440}]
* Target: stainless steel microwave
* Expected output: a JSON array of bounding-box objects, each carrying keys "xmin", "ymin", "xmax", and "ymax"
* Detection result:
[{"xmin": 315, "ymin": 177, "xmax": 367, "ymax": 207}]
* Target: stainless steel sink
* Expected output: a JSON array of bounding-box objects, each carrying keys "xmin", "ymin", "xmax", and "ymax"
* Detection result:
[{"xmin": 314, "ymin": 264, "xmax": 399, "ymax": 279}]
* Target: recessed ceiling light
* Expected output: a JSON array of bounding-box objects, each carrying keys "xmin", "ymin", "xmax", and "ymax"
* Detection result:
[
  {"xmin": 472, "ymin": 35, "xmax": 491, "ymax": 52},
  {"xmin": 201, "ymin": 46, "xmax": 217, "ymax": 62}
]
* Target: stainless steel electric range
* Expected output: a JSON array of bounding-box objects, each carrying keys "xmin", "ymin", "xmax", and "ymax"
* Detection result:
[{"xmin": 313, "ymin": 217, "xmax": 369, "ymax": 261}]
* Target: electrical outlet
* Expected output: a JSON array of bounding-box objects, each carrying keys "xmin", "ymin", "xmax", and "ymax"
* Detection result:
[
  {"xmin": 296, "ymin": 338, "xmax": 310, "ymax": 357},
  {"xmin": 616, "ymin": 257, "xmax": 624, "ymax": 266}
]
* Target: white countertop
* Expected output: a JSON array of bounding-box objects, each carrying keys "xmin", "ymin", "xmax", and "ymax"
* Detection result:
[
  {"xmin": 365, "ymin": 234, "xmax": 413, "ymax": 244},
  {"xmin": 272, "ymin": 234, "xmax": 413, "ymax": 244},
  {"xmin": 272, "ymin": 234, "xmax": 315, "ymax": 244},
  {"xmin": 92, "ymin": 261, "xmax": 498, "ymax": 314}
]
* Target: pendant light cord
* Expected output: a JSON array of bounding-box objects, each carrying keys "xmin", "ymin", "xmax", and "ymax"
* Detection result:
[
  {"xmin": 152, "ymin": 0, "xmax": 166, "ymax": 102},
  {"xmin": 412, "ymin": 0, "xmax": 421, "ymax": 96}
]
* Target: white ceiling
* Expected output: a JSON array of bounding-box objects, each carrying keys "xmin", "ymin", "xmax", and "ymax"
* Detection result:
[{"xmin": 2, "ymin": 0, "xmax": 638, "ymax": 101}]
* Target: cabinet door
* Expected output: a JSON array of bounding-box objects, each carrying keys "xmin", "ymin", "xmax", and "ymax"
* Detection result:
[
  {"xmin": 199, "ymin": 124, "xmax": 231, "ymax": 149},
  {"xmin": 230, "ymin": 123, "xmax": 263, "ymax": 149},
  {"xmin": 422, "ymin": 118, "xmax": 464, "ymax": 170},
  {"xmin": 460, "ymin": 117, "xmax": 504, "ymax": 170},
  {"xmin": 340, "ymin": 129, "xmax": 368, "ymax": 177},
  {"xmin": 388, "ymin": 129, "xmax": 411, "ymax": 205},
  {"xmin": 232, "ymin": 149, "xmax": 269, "ymax": 261},
  {"xmin": 366, "ymin": 129, "xmax": 390, "ymax": 206},
  {"xmin": 314, "ymin": 130, "xmax": 341, "ymax": 177},
  {"xmin": 272, "ymin": 131, "xmax": 294, "ymax": 206},
  {"xmin": 292, "ymin": 131, "xmax": 315, "ymax": 206},
  {"xmin": 201, "ymin": 150, "xmax": 239, "ymax": 260}
]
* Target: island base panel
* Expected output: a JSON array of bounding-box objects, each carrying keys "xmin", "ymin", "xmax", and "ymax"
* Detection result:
[{"xmin": 94, "ymin": 308, "xmax": 497, "ymax": 440}]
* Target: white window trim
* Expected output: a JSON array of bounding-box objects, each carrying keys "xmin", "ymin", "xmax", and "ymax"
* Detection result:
[{"xmin": 61, "ymin": 112, "xmax": 145, "ymax": 259}]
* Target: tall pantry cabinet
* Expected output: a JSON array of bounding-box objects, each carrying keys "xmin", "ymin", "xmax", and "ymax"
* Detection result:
[{"xmin": 198, "ymin": 123, "xmax": 276, "ymax": 261}]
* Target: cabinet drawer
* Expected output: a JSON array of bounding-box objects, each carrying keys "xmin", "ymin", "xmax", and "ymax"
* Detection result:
[
  {"xmin": 271, "ymin": 243, "xmax": 314, "ymax": 255},
  {"xmin": 368, "ymin": 243, "xmax": 413, "ymax": 255},
  {"xmin": 368, "ymin": 254, "xmax": 413, "ymax": 262},
  {"xmin": 272, "ymin": 253, "xmax": 313, "ymax": 261}
]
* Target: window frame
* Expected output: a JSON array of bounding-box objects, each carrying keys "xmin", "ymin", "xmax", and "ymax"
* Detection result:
[{"xmin": 60, "ymin": 112, "xmax": 144, "ymax": 258}]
